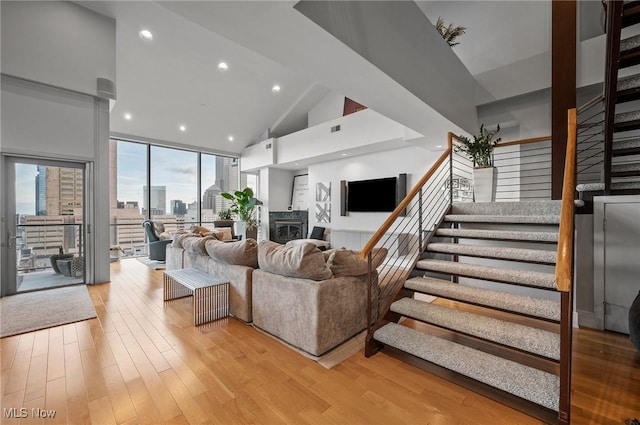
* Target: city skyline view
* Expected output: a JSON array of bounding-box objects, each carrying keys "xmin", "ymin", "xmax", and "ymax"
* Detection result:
[{"xmin": 14, "ymin": 141, "xmax": 233, "ymax": 216}]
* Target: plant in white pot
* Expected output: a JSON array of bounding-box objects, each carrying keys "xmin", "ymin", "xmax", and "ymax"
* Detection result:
[
  {"xmin": 220, "ymin": 187, "xmax": 263, "ymax": 240},
  {"xmin": 456, "ymin": 124, "xmax": 501, "ymax": 202}
]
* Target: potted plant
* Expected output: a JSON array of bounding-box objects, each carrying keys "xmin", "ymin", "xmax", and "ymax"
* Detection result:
[
  {"xmin": 220, "ymin": 187, "xmax": 263, "ymax": 240},
  {"xmin": 456, "ymin": 124, "xmax": 501, "ymax": 202},
  {"xmin": 213, "ymin": 208, "xmax": 235, "ymax": 230},
  {"xmin": 435, "ymin": 17, "xmax": 466, "ymax": 47}
]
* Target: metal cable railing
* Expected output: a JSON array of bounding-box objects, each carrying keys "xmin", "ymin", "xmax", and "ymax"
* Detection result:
[{"xmin": 361, "ymin": 134, "xmax": 474, "ymax": 350}]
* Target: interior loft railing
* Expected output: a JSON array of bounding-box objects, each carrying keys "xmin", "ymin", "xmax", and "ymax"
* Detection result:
[{"xmin": 555, "ymin": 107, "xmax": 577, "ymax": 424}]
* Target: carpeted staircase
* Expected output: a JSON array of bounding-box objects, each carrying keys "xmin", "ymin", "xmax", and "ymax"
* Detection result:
[
  {"xmin": 372, "ymin": 200, "xmax": 563, "ymax": 418},
  {"xmin": 579, "ymin": 1, "xmax": 640, "ymax": 197}
]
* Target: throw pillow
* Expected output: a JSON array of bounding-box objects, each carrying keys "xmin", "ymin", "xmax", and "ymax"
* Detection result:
[
  {"xmin": 172, "ymin": 233, "xmax": 200, "ymax": 248},
  {"xmin": 327, "ymin": 247, "xmax": 388, "ymax": 277},
  {"xmin": 191, "ymin": 225, "xmax": 211, "ymax": 236},
  {"xmin": 205, "ymin": 238, "xmax": 258, "ymax": 268},
  {"xmin": 286, "ymin": 239, "xmax": 331, "ymax": 251},
  {"xmin": 182, "ymin": 235, "xmax": 216, "ymax": 255},
  {"xmin": 213, "ymin": 227, "xmax": 233, "ymax": 241},
  {"xmin": 258, "ymin": 240, "xmax": 333, "ymax": 281},
  {"xmin": 152, "ymin": 221, "xmax": 165, "ymax": 235}
]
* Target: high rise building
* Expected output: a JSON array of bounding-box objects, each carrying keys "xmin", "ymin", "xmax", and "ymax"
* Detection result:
[
  {"xmin": 143, "ymin": 185, "xmax": 166, "ymax": 215},
  {"xmin": 170, "ymin": 200, "xmax": 187, "ymax": 215},
  {"xmin": 45, "ymin": 167, "xmax": 83, "ymax": 216},
  {"xmin": 35, "ymin": 165, "xmax": 47, "ymax": 215}
]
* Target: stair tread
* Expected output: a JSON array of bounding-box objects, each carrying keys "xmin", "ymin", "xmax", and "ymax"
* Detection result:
[
  {"xmin": 444, "ymin": 215, "xmax": 560, "ymax": 225},
  {"xmin": 615, "ymin": 110, "xmax": 640, "ymax": 124},
  {"xmin": 621, "ymin": 34, "xmax": 640, "ymax": 53},
  {"xmin": 435, "ymin": 228, "xmax": 558, "ymax": 243},
  {"xmin": 374, "ymin": 323, "xmax": 560, "ymax": 411},
  {"xmin": 451, "ymin": 200, "xmax": 561, "ymax": 216},
  {"xmin": 618, "ymin": 74, "xmax": 640, "ymax": 93},
  {"xmin": 415, "ymin": 259, "xmax": 557, "ymax": 290},
  {"xmin": 426, "ymin": 242, "xmax": 556, "ymax": 264},
  {"xmin": 612, "ymin": 162, "xmax": 640, "ymax": 173},
  {"xmin": 391, "ymin": 298, "xmax": 560, "ymax": 360},
  {"xmin": 614, "ymin": 138, "xmax": 640, "ymax": 152},
  {"xmin": 405, "ymin": 276, "xmax": 561, "ymax": 321},
  {"xmin": 577, "ymin": 181, "xmax": 640, "ymax": 191}
]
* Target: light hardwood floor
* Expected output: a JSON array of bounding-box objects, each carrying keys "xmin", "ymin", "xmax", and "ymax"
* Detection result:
[{"xmin": 1, "ymin": 259, "xmax": 639, "ymax": 425}]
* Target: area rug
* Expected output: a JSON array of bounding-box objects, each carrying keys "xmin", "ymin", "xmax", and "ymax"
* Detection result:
[
  {"xmin": 136, "ymin": 256, "xmax": 166, "ymax": 270},
  {"xmin": 0, "ymin": 285, "xmax": 97, "ymax": 338},
  {"xmin": 251, "ymin": 325, "xmax": 366, "ymax": 369}
]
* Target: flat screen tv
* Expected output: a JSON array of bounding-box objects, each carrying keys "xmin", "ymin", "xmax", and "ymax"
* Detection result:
[{"xmin": 347, "ymin": 177, "xmax": 397, "ymax": 212}]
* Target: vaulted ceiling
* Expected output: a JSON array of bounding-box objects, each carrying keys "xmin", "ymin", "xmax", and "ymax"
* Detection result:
[{"xmin": 78, "ymin": 1, "xmax": 596, "ymax": 156}]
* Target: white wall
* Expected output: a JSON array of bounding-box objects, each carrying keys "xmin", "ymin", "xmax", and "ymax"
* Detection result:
[
  {"xmin": 1, "ymin": 1, "xmax": 116, "ymax": 97},
  {"xmin": 268, "ymin": 168, "xmax": 296, "ymax": 211},
  {"xmin": 307, "ymin": 92, "xmax": 344, "ymax": 127},
  {"xmin": 1, "ymin": 1, "xmax": 115, "ymax": 285},
  {"xmin": 308, "ymin": 145, "xmax": 442, "ymax": 233},
  {"xmin": 1, "ymin": 76, "xmax": 97, "ymax": 159}
]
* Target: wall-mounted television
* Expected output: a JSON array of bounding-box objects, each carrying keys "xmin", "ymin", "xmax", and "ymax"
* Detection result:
[{"xmin": 347, "ymin": 176, "xmax": 399, "ymax": 212}]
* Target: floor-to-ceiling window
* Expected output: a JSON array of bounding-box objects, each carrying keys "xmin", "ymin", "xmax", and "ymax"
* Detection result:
[{"xmin": 109, "ymin": 139, "xmax": 239, "ymax": 258}]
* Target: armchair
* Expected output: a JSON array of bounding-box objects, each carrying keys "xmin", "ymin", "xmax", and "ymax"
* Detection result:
[{"xmin": 142, "ymin": 220, "xmax": 172, "ymax": 261}]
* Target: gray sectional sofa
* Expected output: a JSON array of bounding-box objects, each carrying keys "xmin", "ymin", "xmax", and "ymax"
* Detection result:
[
  {"xmin": 166, "ymin": 234, "xmax": 256, "ymax": 323},
  {"xmin": 165, "ymin": 234, "xmax": 386, "ymax": 357}
]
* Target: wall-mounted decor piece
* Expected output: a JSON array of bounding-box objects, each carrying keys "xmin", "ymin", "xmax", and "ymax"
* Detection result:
[
  {"xmin": 315, "ymin": 182, "xmax": 331, "ymax": 223},
  {"xmin": 291, "ymin": 174, "xmax": 309, "ymax": 210},
  {"xmin": 315, "ymin": 202, "xmax": 331, "ymax": 223}
]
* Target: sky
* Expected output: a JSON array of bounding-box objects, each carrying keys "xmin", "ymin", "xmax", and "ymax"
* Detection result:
[{"xmin": 13, "ymin": 141, "xmax": 221, "ymax": 216}]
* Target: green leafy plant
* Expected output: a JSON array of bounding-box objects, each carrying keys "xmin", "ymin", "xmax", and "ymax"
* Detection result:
[
  {"xmin": 217, "ymin": 208, "xmax": 233, "ymax": 220},
  {"xmin": 455, "ymin": 124, "xmax": 501, "ymax": 168},
  {"xmin": 435, "ymin": 17, "xmax": 466, "ymax": 47},
  {"xmin": 221, "ymin": 187, "xmax": 263, "ymax": 223}
]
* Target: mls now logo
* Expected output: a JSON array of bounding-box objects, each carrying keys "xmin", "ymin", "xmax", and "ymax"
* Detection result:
[
  {"xmin": 32, "ymin": 408, "xmax": 56, "ymax": 418},
  {"xmin": 3, "ymin": 408, "xmax": 28, "ymax": 418}
]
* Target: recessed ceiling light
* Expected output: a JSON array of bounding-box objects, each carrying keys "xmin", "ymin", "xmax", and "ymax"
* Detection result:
[
  {"xmin": 179, "ymin": 125, "xmax": 186, "ymax": 132},
  {"xmin": 124, "ymin": 113, "xmax": 132, "ymax": 121},
  {"xmin": 272, "ymin": 84, "xmax": 281, "ymax": 93},
  {"xmin": 218, "ymin": 62, "xmax": 229, "ymax": 71},
  {"xmin": 341, "ymin": 153, "xmax": 348, "ymax": 156},
  {"xmin": 436, "ymin": 145, "xmax": 443, "ymax": 148},
  {"xmin": 139, "ymin": 29, "xmax": 153, "ymax": 41},
  {"xmin": 228, "ymin": 135, "xmax": 234, "ymax": 142}
]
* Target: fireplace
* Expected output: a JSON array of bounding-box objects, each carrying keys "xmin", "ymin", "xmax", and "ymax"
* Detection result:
[{"xmin": 274, "ymin": 221, "xmax": 303, "ymax": 244}]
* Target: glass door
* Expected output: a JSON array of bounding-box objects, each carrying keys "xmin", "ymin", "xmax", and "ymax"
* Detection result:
[{"xmin": 2, "ymin": 157, "xmax": 86, "ymax": 295}]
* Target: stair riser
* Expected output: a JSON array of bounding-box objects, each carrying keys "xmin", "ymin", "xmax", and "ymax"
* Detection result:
[
  {"xmin": 425, "ymin": 250, "xmax": 556, "ymax": 266},
  {"xmin": 417, "ymin": 269, "xmax": 556, "ymax": 291}
]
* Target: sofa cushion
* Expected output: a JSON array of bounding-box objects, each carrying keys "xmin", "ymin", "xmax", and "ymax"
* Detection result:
[
  {"xmin": 172, "ymin": 233, "xmax": 200, "ymax": 248},
  {"xmin": 213, "ymin": 227, "xmax": 233, "ymax": 241},
  {"xmin": 258, "ymin": 240, "xmax": 332, "ymax": 281},
  {"xmin": 182, "ymin": 235, "xmax": 216, "ymax": 255},
  {"xmin": 205, "ymin": 238, "xmax": 258, "ymax": 268},
  {"xmin": 326, "ymin": 248, "xmax": 388, "ymax": 277}
]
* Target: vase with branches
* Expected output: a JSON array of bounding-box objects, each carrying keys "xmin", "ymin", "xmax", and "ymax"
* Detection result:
[{"xmin": 435, "ymin": 17, "xmax": 466, "ymax": 47}]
